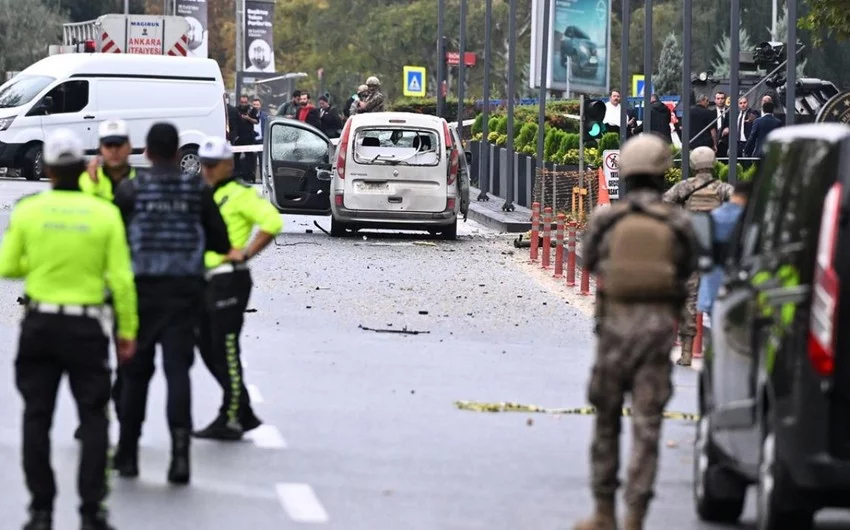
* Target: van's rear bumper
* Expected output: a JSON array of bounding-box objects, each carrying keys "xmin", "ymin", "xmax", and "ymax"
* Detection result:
[
  {"xmin": 333, "ymin": 204, "xmax": 456, "ymax": 226},
  {"xmin": 0, "ymin": 141, "xmax": 23, "ymax": 167}
]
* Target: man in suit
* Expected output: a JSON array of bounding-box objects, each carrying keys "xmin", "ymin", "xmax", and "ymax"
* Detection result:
[
  {"xmin": 744, "ymin": 101, "xmax": 783, "ymax": 158},
  {"xmin": 713, "ymin": 92, "xmax": 729, "ymax": 157},
  {"xmin": 722, "ymin": 96, "xmax": 759, "ymax": 158},
  {"xmin": 689, "ymin": 94, "xmax": 717, "ymax": 150}
]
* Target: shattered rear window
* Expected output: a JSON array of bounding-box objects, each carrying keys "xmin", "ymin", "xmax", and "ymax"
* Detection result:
[{"xmin": 353, "ymin": 128, "xmax": 440, "ymax": 166}]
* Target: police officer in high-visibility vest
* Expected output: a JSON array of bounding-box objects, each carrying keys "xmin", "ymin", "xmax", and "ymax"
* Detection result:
[
  {"xmin": 0, "ymin": 129, "xmax": 138, "ymax": 530},
  {"xmin": 193, "ymin": 136, "xmax": 283, "ymax": 441},
  {"xmin": 74, "ymin": 118, "xmax": 136, "ymax": 441},
  {"xmin": 79, "ymin": 119, "xmax": 137, "ymax": 202},
  {"xmin": 112, "ymin": 123, "xmax": 231, "ymax": 485}
]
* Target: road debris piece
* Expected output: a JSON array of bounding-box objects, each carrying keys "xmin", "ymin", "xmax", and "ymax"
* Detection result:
[
  {"xmin": 358, "ymin": 324, "xmax": 430, "ymax": 335},
  {"xmin": 312, "ymin": 220, "xmax": 330, "ymax": 235},
  {"xmin": 453, "ymin": 400, "xmax": 699, "ymax": 421},
  {"xmin": 413, "ymin": 241, "xmax": 437, "ymax": 247}
]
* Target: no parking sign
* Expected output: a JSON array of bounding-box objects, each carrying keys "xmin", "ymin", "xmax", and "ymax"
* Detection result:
[{"xmin": 603, "ymin": 150, "xmax": 619, "ymax": 200}]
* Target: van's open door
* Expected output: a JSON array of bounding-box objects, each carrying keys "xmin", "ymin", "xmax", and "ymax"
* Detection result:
[{"xmin": 262, "ymin": 118, "xmax": 332, "ymax": 216}]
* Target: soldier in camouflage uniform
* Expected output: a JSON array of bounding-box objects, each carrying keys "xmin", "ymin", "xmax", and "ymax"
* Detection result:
[
  {"xmin": 662, "ymin": 146, "xmax": 733, "ymax": 366},
  {"xmin": 576, "ymin": 134, "xmax": 696, "ymax": 530},
  {"xmin": 358, "ymin": 76, "xmax": 386, "ymax": 113},
  {"xmin": 349, "ymin": 84, "xmax": 369, "ymax": 117}
]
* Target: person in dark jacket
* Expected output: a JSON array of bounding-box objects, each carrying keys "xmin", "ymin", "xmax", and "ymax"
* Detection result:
[
  {"xmin": 647, "ymin": 94, "xmax": 672, "ymax": 144},
  {"xmin": 689, "ymin": 94, "xmax": 717, "ymax": 150},
  {"xmin": 318, "ymin": 96, "xmax": 343, "ymax": 138},
  {"xmin": 296, "ymin": 92, "xmax": 322, "ymax": 130},
  {"xmin": 112, "ymin": 122, "xmax": 234, "ymax": 486},
  {"xmin": 744, "ymin": 101, "xmax": 783, "ymax": 158}
]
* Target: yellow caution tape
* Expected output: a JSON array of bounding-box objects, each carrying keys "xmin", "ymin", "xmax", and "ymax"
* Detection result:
[{"xmin": 453, "ymin": 400, "xmax": 699, "ymax": 422}]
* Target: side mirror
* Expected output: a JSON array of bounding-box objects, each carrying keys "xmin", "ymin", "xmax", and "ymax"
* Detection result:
[
  {"xmin": 688, "ymin": 211, "xmax": 716, "ymax": 273},
  {"xmin": 464, "ymin": 151, "xmax": 472, "ymax": 165},
  {"xmin": 316, "ymin": 169, "xmax": 332, "ymax": 181}
]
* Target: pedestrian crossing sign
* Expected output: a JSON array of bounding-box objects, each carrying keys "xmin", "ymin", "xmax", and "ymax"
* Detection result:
[{"xmin": 403, "ymin": 66, "xmax": 426, "ymax": 97}]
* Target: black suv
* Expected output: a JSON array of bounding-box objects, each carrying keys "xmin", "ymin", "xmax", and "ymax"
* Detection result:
[{"xmin": 693, "ymin": 123, "xmax": 850, "ymax": 529}]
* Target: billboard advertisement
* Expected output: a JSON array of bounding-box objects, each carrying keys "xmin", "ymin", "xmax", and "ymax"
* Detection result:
[
  {"xmin": 530, "ymin": 0, "xmax": 611, "ymax": 95},
  {"xmin": 243, "ymin": 0, "xmax": 275, "ymax": 73},
  {"xmin": 176, "ymin": 0, "xmax": 209, "ymax": 58}
]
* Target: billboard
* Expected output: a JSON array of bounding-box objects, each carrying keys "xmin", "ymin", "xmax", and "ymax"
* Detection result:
[
  {"xmin": 176, "ymin": 0, "xmax": 209, "ymax": 58},
  {"xmin": 530, "ymin": 0, "xmax": 611, "ymax": 95},
  {"xmin": 243, "ymin": 0, "xmax": 275, "ymax": 73}
]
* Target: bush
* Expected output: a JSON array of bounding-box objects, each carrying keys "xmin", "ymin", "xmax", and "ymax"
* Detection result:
[
  {"xmin": 741, "ymin": 163, "xmax": 758, "ymax": 181},
  {"xmin": 597, "ymin": 133, "xmax": 620, "ymax": 152},
  {"xmin": 664, "ymin": 167, "xmax": 682, "ymax": 189},
  {"xmin": 717, "ymin": 162, "xmax": 744, "ymax": 182},
  {"xmin": 389, "ymin": 97, "xmax": 477, "ymax": 123},
  {"xmin": 488, "ymin": 116, "xmax": 499, "ymax": 133},
  {"xmin": 471, "ymin": 113, "xmax": 484, "ymax": 135},
  {"xmin": 516, "ymin": 122, "xmax": 538, "ymax": 153},
  {"xmin": 495, "ymin": 116, "xmax": 508, "ymax": 135},
  {"xmin": 544, "ymin": 127, "xmax": 560, "ymax": 161}
]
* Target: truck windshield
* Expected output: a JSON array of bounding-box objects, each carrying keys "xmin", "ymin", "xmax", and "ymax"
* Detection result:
[{"xmin": 0, "ymin": 75, "xmax": 55, "ymax": 109}]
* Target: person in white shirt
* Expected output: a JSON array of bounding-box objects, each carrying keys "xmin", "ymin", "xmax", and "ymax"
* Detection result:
[
  {"xmin": 603, "ymin": 90, "xmax": 635, "ymax": 136},
  {"xmin": 722, "ymin": 96, "xmax": 758, "ymax": 158}
]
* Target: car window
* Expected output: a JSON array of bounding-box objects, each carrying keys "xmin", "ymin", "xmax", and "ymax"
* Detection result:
[
  {"xmin": 0, "ymin": 75, "xmax": 55, "ymax": 109},
  {"xmin": 353, "ymin": 127, "xmax": 440, "ymax": 167},
  {"xmin": 736, "ymin": 140, "xmax": 791, "ymax": 259},
  {"xmin": 44, "ymin": 80, "xmax": 89, "ymax": 114},
  {"xmin": 270, "ymin": 123, "xmax": 328, "ymax": 164}
]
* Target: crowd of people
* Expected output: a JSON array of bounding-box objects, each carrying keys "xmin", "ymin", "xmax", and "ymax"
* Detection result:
[{"xmin": 0, "ymin": 119, "xmax": 282, "ymax": 530}]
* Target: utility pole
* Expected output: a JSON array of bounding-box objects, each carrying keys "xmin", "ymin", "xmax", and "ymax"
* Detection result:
[
  {"xmin": 124, "ymin": 0, "xmax": 129, "ymax": 14},
  {"xmin": 477, "ymin": 0, "xmax": 493, "ymax": 202},
  {"xmin": 536, "ymin": 0, "xmax": 551, "ymax": 179},
  {"xmin": 235, "ymin": 0, "xmax": 243, "ymax": 98},
  {"xmin": 771, "ymin": 0, "xmax": 778, "ymax": 39},
  {"xmin": 729, "ymin": 0, "xmax": 740, "ymax": 183},
  {"xmin": 786, "ymin": 0, "xmax": 797, "ymax": 125},
  {"xmin": 620, "ymin": 0, "xmax": 629, "ymax": 148},
  {"xmin": 643, "ymin": 0, "xmax": 652, "ymax": 134},
  {"xmin": 503, "ymin": 0, "xmax": 517, "ymax": 212},
  {"xmin": 437, "ymin": 0, "xmax": 446, "ymax": 118},
  {"xmin": 457, "ymin": 0, "xmax": 467, "ymax": 127}
]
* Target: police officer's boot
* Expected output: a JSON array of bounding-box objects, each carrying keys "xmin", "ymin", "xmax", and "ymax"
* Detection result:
[
  {"xmin": 167, "ymin": 428, "xmax": 191, "ymax": 485},
  {"xmin": 23, "ymin": 509, "xmax": 52, "ymax": 530},
  {"xmin": 80, "ymin": 510, "xmax": 115, "ymax": 530},
  {"xmin": 677, "ymin": 338, "xmax": 694, "ymax": 367},
  {"xmin": 623, "ymin": 503, "xmax": 647, "ymax": 530},
  {"xmin": 573, "ymin": 498, "xmax": 617, "ymax": 530},
  {"xmin": 112, "ymin": 437, "xmax": 139, "ymax": 478}
]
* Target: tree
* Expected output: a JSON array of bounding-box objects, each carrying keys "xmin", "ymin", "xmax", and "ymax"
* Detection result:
[
  {"xmin": 800, "ymin": 0, "xmax": 850, "ymax": 46},
  {"xmin": 654, "ymin": 33, "xmax": 682, "ymax": 95},
  {"xmin": 710, "ymin": 27, "xmax": 754, "ymax": 78},
  {"xmin": 0, "ymin": 0, "xmax": 66, "ymax": 73}
]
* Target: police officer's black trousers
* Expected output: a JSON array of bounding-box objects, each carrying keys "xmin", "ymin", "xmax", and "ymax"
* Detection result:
[
  {"xmin": 119, "ymin": 278, "xmax": 203, "ymax": 441},
  {"xmin": 198, "ymin": 269, "xmax": 254, "ymax": 424},
  {"xmin": 16, "ymin": 311, "xmax": 110, "ymax": 515}
]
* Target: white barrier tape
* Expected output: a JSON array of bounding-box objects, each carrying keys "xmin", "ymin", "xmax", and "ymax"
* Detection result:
[{"xmin": 231, "ymin": 119, "xmax": 475, "ymax": 154}]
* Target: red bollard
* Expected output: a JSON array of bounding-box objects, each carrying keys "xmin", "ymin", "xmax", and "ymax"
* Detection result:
[
  {"xmin": 541, "ymin": 207, "xmax": 553, "ymax": 269},
  {"xmin": 580, "ymin": 263, "xmax": 591, "ymax": 295},
  {"xmin": 566, "ymin": 221, "xmax": 577, "ymax": 287},
  {"xmin": 553, "ymin": 213, "xmax": 565, "ymax": 278},
  {"xmin": 530, "ymin": 202, "xmax": 540, "ymax": 262},
  {"xmin": 693, "ymin": 313, "xmax": 704, "ymax": 359}
]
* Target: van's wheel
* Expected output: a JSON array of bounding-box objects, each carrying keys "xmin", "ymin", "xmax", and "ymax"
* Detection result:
[
  {"xmin": 329, "ymin": 217, "xmax": 349, "ymax": 237},
  {"xmin": 756, "ymin": 422, "xmax": 815, "ymax": 530},
  {"xmin": 21, "ymin": 145, "xmax": 44, "ymax": 181},
  {"xmin": 179, "ymin": 147, "xmax": 200, "ymax": 176},
  {"xmin": 440, "ymin": 220, "xmax": 458, "ymax": 240},
  {"xmin": 693, "ymin": 414, "xmax": 746, "ymax": 523}
]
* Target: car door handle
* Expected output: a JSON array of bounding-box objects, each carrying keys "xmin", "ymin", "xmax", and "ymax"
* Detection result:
[{"xmin": 83, "ymin": 115, "xmax": 95, "ymax": 120}]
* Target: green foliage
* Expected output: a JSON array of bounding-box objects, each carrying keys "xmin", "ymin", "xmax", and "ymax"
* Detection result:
[
  {"xmin": 800, "ymin": 0, "xmax": 850, "ymax": 46},
  {"xmin": 516, "ymin": 122, "xmax": 538, "ymax": 153},
  {"xmin": 2, "ymin": 0, "xmax": 66, "ymax": 72},
  {"xmin": 471, "ymin": 113, "xmax": 484, "ymax": 135},
  {"xmin": 389, "ymin": 98, "xmax": 477, "ymax": 123},
  {"xmin": 664, "ymin": 167, "xmax": 683, "ymax": 189},
  {"xmin": 716, "ymin": 162, "xmax": 745, "ymax": 182},
  {"xmin": 488, "ymin": 116, "xmax": 500, "ymax": 134},
  {"xmin": 741, "ymin": 163, "xmax": 759, "ymax": 181},
  {"xmin": 655, "ymin": 33, "xmax": 682, "ymax": 95},
  {"xmin": 544, "ymin": 128, "xmax": 561, "ymax": 161},
  {"xmin": 495, "ymin": 116, "xmax": 508, "ymax": 135},
  {"xmin": 597, "ymin": 133, "xmax": 620, "ymax": 153}
]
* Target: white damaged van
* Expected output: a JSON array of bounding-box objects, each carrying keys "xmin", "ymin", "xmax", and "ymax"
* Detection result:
[{"xmin": 0, "ymin": 53, "xmax": 226, "ymax": 180}]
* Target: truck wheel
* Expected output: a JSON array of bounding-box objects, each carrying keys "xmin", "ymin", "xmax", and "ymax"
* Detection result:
[
  {"xmin": 440, "ymin": 220, "xmax": 458, "ymax": 240},
  {"xmin": 21, "ymin": 145, "xmax": 44, "ymax": 181},
  {"xmin": 693, "ymin": 414, "xmax": 746, "ymax": 523},
  {"xmin": 756, "ymin": 425, "xmax": 815, "ymax": 530},
  {"xmin": 179, "ymin": 147, "xmax": 200, "ymax": 176}
]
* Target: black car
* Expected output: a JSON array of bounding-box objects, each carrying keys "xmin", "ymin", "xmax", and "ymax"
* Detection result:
[{"xmin": 694, "ymin": 123, "xmax": 850, "ymax": 529}]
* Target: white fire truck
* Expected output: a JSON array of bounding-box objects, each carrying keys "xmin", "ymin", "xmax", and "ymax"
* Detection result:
[{"xmin": 50, "ymin": 14, "xmax": 191, "ymax": 56}]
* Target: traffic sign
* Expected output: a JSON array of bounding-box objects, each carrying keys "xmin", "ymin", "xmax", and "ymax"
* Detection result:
[
  {"xmin": 403, "ymin": 66, "xmax": 426, "ymax": 97},
  {"xmin": 602, "ymin": 149, "xmax": 620, "ymax": 200},
  {"xmin": 446, "ymin": 52, "xmax": 477, "ymax": 67},
  {"xmin": 631, "ymin": 75, "xmax": 655, "ymax": 97}
]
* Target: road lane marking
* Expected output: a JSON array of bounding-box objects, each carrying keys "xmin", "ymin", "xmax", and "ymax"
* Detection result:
[
  {"xmin": 246, "ymin": 425, "xmax": 286, "ymax": 449},
  {"xmin": 247, "ymin": 384, "xmax": 264, "ymax": 403},
  {"xmin": 276, "ymin": 483, "xmax": 329, "ymax": 523}
]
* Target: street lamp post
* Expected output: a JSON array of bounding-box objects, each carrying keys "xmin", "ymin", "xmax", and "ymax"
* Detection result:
[
  {"xmin": 478, "ymin": 0, "xmax": 493, "ymax": 201},
  {"xmin": 681, "ymin": 0, "xmax": 692, "ymax": 181},
  {"xmin": 503, "ymin": 0, "xmax": 517, "ymax": 212},
  {"xmin": 457, "ymin": 0, "xmax": 467, "ymax": 128},
  {"xmin": 728, "ymin": 0, "xmax": 740, "ymax": 183},
  {"xmin": 536, "ymin": 0, "xmax": 551, "ymax": 182},
  {"xmin": 643, "ymin": 0, "xmax": 652, "ymax": 134},
  {"xmin": 620, "ymin": 0, "xmax": 630, "ymax": 195},
  {"xmin": 786, "ymin": 0, "xmax": 797, "ymax": 125},
  {"xmin": 437, "ymin": 0, "xmax": 446, "ymax": 118}
]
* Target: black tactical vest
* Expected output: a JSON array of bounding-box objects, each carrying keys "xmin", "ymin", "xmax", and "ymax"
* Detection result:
[{"xmin": 127, "ymin": 168, "xmax": 206, "ymax": 277}]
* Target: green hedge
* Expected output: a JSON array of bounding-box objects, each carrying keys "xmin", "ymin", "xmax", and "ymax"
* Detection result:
[{"xmin": 389, "ymin": 97, "xmax": 477, "ymax": 123}]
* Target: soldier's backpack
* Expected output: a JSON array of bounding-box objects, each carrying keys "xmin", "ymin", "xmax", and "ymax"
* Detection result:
[
  {"xmin": 598, "ymin": 200, "xmax": 688, "ymax": 302},
  {"xmin": 684, "ymin": 178, "xmax": 723, "ymax": 212}
]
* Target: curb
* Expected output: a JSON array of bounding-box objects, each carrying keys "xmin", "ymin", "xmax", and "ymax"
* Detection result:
[{"xmin": 468, "ymin": 203, "xmax": 531, "ymax": 233}]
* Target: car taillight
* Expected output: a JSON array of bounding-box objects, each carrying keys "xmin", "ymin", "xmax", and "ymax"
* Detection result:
[
  {"xmin": 808, "ymin": 182, "xmax": 843, "ymax": 376},
  {"xmin": 447, "ymin": 198, "xmax": 456, "ymax": 211},
  {"xmin": 334, "ymin": 194, "xmax": 343, "ymax": 206},
  {"xmin": 443, "ymin": 121, "xmax": 458, "ymax": 185},
  {"xmin": 336, "ymin": 120, "xmax": 353, "ymax": 179}
]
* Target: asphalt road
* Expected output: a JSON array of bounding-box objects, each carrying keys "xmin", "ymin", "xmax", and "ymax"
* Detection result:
[{"xmin": 0, "ymin": 178, "xmax": 847, "ymax": 529}]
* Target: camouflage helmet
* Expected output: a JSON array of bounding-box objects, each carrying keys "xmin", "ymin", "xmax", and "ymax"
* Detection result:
[
  {"xmin": 366, "ymin": 76, "xmax": 381, "ymax": 87},
  {"xmin": 690, "ymin": 146, "xmax": 716, "ymax": 171},
  {"xmin": 357, "ymin": 84, "xmax": 369, "ymax": 94},
  {"xmin": 618, "ymin": 134, "xmax": 672, "ymax": 179}
]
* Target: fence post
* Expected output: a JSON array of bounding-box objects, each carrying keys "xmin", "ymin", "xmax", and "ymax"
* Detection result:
[
  {"xmin": 553, "ymin": 213, "xmax": 565, "ymax": 278},
  {"xmin": 566, "ymin": 221, "xmax": 577, "ymax": 287},
  {"xmin": 530, "ymin": 202, "xmax": 540, "ymax": 262},
  {"xmin": 541, "ymin": 207, "xmax": 553, "ymax": 269},
  {"xmin": 580, "ymin": 262, "xmax": 590, "ymax": 295}
]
